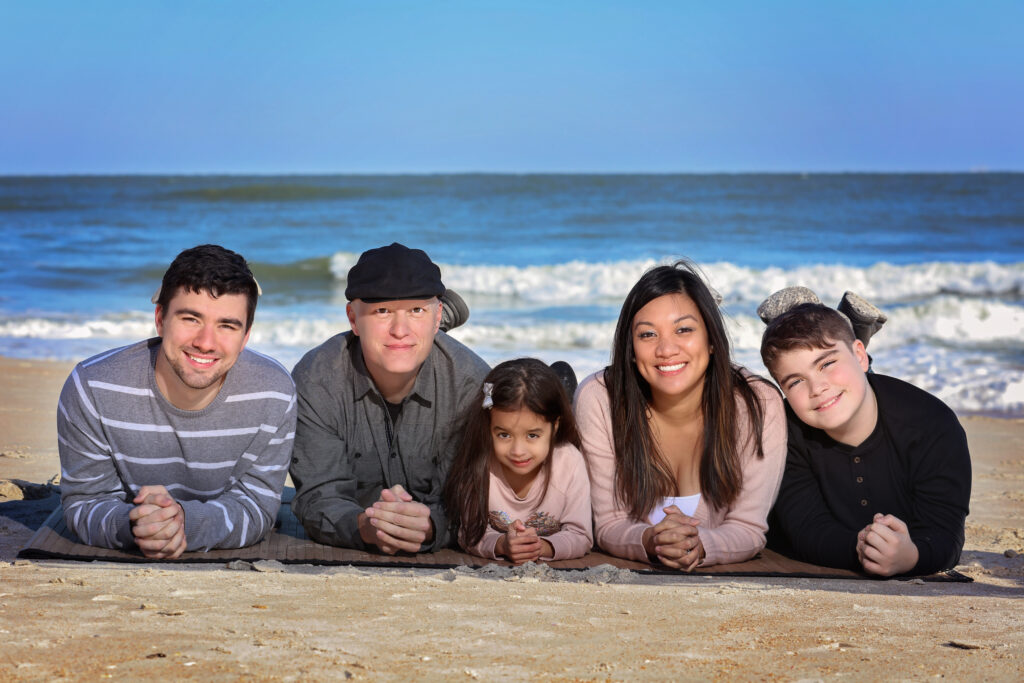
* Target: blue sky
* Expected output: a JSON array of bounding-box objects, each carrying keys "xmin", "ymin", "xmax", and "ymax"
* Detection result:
[{"xmin": 2, "ymin": 1, "xmax": 1022, "ymax": 173}]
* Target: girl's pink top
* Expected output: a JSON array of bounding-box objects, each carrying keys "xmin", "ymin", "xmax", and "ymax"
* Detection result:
[
  {"xmin": 465, "ymin": 443, "xmax": 594, "ymax": 561},
  {"xmin": 573, "ymin": 369, "xmax": 786, "ymax": 567}
]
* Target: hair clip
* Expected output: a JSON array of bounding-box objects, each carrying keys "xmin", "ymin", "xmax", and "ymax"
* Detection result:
[{"xmin": 481, "ymin": 383, "xmax": 494, "ymax": 409}]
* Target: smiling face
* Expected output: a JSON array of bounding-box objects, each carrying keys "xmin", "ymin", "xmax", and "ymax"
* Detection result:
[
  {"xmin": 154, "ymin": 287, "xmax": 251, "ymax": 410},
  {"xmin": 631, "ymin": 292, "xmax": 712, "ymax": 406},
  {"xmin": 490, "ymin": 406, "xmax": 556, "ymax": 497},
  {"xmin": 347, "ymin": 298, "xmax": 442, "ymax": 402},
  {"xmin": 771, "ymin": 338, "xmax": 877, "ymax": 446}
]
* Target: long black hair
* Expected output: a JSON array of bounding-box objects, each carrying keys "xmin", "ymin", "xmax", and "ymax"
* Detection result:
[
  {"xmin": 605, "ymin": 260, "xmax": 770, "ymax": 519},
  {"xmin": 444, "ymin": 358, "xmax": 582, "ymax": 548}
]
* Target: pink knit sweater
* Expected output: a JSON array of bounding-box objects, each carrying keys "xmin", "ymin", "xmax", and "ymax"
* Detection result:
[
  {"xmin": 463, "ymin": 443, "xmax": 594, "ymax": 561},
  {"xmin": 574, "ymin": 370, "xmax": 786, "ymax": 567}
]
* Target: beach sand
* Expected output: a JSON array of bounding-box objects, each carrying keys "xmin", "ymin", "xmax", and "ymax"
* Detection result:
[{"xmin": 1, "ymin": 355, "xmax": 1022, "ymax": 680}]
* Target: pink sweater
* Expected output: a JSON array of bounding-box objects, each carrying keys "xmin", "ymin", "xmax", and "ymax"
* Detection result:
[
  {"xmin": 574, "ymin": 370, "xmax": 786, "ymax": 567},
  {"xmin": 465, "ymin": 443, "xmax": 594, "ymax": 561}
]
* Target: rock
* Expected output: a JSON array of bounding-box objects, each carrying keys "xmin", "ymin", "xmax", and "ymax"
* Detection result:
[
  {"xmin": 1004, "ymin": 549, "xmax": 1019, "ymax": 558},
  {"xmin": 0, "ymin": 480, "xmax": 24, "ymax": 500},
  {"xmin": 579, "ymin": 564, "xmax": 635, "ymax": 584},
  {"xmin": 227, "ymin": 560, "xmax": 253, "ymax": 571},
  {"xmin": 252, "ymin": 560, "xmax": 286, "ymax": 573},
  {"xmin": 0, "ymin": 479, "xmax": 55, "ymax": 500}
]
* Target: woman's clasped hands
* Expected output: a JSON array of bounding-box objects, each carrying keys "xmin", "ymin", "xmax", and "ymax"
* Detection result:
[{"xmin": 643, "ymin": 504, "xmax": 704, "ymax": 571}]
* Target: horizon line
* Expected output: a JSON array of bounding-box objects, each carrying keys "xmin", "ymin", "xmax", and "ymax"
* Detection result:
[{"xmin": 1, "ymin": 169, "xmax": 1020, "ymax": 178}]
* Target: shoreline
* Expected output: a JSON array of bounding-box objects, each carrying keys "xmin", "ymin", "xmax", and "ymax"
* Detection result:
[{"xmin": 2, "ymin": 354, "xmax": 1022, "ymax": 678}]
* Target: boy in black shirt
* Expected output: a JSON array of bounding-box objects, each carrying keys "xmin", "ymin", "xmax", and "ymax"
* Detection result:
[{"xmin": 760, "ymin": 301, "xmax": 971, "ymax": 576}]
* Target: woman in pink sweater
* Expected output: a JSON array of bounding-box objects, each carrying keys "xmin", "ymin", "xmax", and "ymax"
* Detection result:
[
  {"xmin": 445, "ymin": 358, "xmax": 593, "ymax": 564},
  {"xmin": 575, "ymin": 261, "xmax": 786, "ymax": 569}
]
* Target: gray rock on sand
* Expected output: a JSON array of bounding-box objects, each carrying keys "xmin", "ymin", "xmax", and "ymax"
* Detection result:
[
  {"xmin": 473, "ymin": 561, "xmax": 633, "ymax": 584},
  {"xmin": 252, "ymin": 560, "xmax": 286, "ymax": 573}
]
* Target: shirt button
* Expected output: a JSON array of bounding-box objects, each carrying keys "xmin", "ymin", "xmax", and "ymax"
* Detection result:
[
  {"xmin": 853, "ymin": 457, "xmax": 861, "ymax": 464},
  {"xmin": 390, "ymin": 452, "xmax": 397, "ymax": 459},
  {"xmin": 354, "ymin": 452, "xmax": 362, "ymax": 459},
  {"xmin": 861, "ymin": 499, "xmax": 868, "ymax": 506},
  {"xmin": 856, "ymin": 476, "xmax": 864, "ymax": 484}
]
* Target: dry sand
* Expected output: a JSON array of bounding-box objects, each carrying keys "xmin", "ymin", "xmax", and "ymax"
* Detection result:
[{"xmin": 1, "ymin": 355, "xmax": 1022, "ymax": 680}]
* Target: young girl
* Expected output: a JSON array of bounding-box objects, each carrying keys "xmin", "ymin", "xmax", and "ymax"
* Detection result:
[{"xmin": 444, "ymin": 358, "xmax": 593, "ymax": 564}]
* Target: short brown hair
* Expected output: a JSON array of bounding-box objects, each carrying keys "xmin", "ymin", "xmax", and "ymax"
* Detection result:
[
  {"xmin": 760, "ymin": 303, "xmax": 856, "ymax": 374},
  {"xmin": 158, "ymin": 244, "xmax": 259, "ymax": 330}
]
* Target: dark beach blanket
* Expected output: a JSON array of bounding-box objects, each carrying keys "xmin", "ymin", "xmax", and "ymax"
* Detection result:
[{"xmin": 19, "ymin": 499, "xmax": 970, "ymax": 582}]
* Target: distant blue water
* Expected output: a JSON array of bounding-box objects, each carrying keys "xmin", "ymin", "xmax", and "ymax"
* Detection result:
[{"xmin": 2, "ymin": 174, "xmax": 1022, "ymax": 414}]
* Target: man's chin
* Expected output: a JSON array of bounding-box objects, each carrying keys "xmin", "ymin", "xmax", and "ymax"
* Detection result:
[
  {"xmin": 378, "ymin": 356, "xmax": 427, "ymax": 375},
  {"xmin": 380, "ymin": 366, "xmax": 421, "ymax": 381},
  {"xmin": 174, "ymin": 366, "xmax": 227, "ymax": 391}
]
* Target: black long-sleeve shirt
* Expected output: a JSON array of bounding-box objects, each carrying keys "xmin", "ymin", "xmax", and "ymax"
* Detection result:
[{"xmin": 768, "ymin": 373, "xmax": 971, "ymax": 575}]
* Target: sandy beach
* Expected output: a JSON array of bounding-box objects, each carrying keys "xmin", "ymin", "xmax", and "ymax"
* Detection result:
[{"xmin": 1, "ymin": 355, "xmax": 1022, "ymax": 680}]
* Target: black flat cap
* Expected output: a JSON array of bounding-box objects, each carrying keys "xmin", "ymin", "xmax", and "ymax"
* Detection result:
[{"xmin": 344, "ymin": 242, "xmax": 445, "ymax": 303}]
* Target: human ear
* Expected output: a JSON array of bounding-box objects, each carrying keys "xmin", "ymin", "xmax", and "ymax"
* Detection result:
[
  {"xmin": 346, "ymin": 302, "xmax": 359, "ymax": 335},
  {"xmin": 154, "ymin": 306, "xmax": 165, "ymax": 336},
  {"xmin": 852, "ymin": 340, "xmax": 870, "ymax": 371}
]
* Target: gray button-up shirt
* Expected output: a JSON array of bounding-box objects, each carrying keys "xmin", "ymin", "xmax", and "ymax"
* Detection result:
[{"xmin": 290, "ymin": 330, "xmax": 489, "ymax": 551}]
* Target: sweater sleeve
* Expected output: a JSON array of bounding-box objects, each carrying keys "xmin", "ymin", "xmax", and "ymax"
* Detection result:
[
  {"xmin": 178, "ymin": 392, "xmax": 296, "ymax": 551},
  {"xmin": 461, "ymin": 468, "xmax": 504, "ymax": 559},
  {"xmin": 903, "ymin": 416, "xmax": 971, "ymax": 575},
  {"xmin": 771, "ymin": 416, "xmax": 861, "ymax": 570},
  {"xmin": 542, "ymin": 445, "xmax": 594, "ymax": 561},
  {"xmin": 574, "ymin": 374, "xmax": 649, "ymax": 562},
  {"xmin": 698, "ymin": 378, "xmax": 787, "ymax": 566},
  {"xmin": 57, "ymin": 367, "xmax": 136, "ymax": 549}
]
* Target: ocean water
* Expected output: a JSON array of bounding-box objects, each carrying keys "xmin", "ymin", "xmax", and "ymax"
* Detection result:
[{"xmin": 2, "ymin": 174, "xmax": 1022, "ymax": 416}]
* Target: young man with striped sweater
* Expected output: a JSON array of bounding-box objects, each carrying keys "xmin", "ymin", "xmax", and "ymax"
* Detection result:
[{"xmin": 57, "ymin": 245, "xmax": 296, "ymax": 559}]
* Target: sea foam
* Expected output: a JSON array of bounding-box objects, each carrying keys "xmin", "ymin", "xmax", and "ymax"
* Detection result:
[{"xmin": 330, "ymin": 252, "xmax": 1024, "ymax": 305}]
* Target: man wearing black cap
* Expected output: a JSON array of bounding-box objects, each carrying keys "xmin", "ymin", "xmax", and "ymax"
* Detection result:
[{"xmin": 290, "ymin": 243, "xmax": 489, "ymax": 553}]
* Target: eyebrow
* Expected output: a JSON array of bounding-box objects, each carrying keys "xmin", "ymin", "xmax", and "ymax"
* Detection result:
[
  {"xmin": 174, "ymin": 308, "xmax": 244, "ymax": 328},
  {"xmin": 777, "ymin": 349, "xmax": 839, "ymax": 386},
  {"xmin": 633, "ymin": 314, "xmax": 698, "ymax": 330}
]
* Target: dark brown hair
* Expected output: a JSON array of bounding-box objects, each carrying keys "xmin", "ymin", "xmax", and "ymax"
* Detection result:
[
  {"xmin": 444, "ymin": 358, "xmax": 582, "ymax": 548},
  {"xmin": 605, "ymin": 260, "xmax": 771, "ymax": 519},
  {"xmin": 760, "ymin": 303, "xmax": 856, "ymax": 374},
  {"xmin": 157, "ymin": 244, "xmax": 259, "ymax": 330}
]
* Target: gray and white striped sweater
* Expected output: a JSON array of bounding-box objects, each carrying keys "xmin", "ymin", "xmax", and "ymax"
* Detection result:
[{"xmin": 57, "ymin": 339, "xmax": 296, "ymax": 552}]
